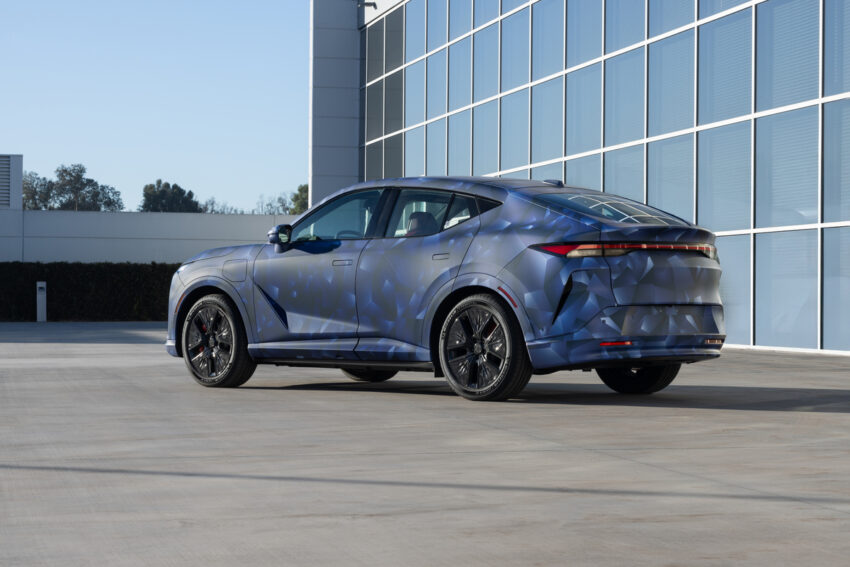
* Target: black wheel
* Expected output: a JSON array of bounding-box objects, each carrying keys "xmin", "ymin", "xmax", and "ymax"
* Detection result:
[
  {"xmin": 438, "ymin": 294, "xmax": 532, "ymax": 401},
  {"xmin": 182, "ymin": 294, "xmax": 256, "ymax": 388},
  {"xmin": 596, "ymin": 364, "xmax": 680, "ymax": 394},
  {"xmin": 342, "ymin": 368, "xmax": 398, "ymax": 382}
]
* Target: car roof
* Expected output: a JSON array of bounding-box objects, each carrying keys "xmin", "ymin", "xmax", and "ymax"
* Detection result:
[{"xmin": 348, "ymin": 176, "xmax": 601, "ymax": 202}]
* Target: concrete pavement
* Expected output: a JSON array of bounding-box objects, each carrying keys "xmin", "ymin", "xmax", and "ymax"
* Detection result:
[{"xmin": 1, "ymin": 322, "xmax": 849, "ymax": 566}]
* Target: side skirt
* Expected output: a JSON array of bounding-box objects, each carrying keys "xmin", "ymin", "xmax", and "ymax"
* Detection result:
[{"xmin": 258, "ymin": 359, "xmax": 435, "ymax": 373}]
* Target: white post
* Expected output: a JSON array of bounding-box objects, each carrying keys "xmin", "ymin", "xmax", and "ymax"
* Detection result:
[{"xmin": 36, "ymin": 281, "xmax": 46, "ymax": 322}]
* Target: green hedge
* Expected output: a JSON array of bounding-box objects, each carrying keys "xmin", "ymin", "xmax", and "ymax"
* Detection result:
[{"xmin": 0, "ymin": 262, "xmax": 181, "ymax": 321}]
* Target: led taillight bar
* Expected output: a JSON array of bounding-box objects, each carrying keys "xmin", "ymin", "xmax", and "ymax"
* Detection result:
[{"xmin": 535, "ymin": 242, "xmax": 718, "ymax": 260}]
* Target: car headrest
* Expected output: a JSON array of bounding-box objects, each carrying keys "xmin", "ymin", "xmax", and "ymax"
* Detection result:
[{"xmin": 406, "ymin": 211, "xmax": 439, "ymax": 237}]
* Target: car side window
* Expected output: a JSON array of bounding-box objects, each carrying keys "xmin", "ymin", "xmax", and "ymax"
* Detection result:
[
  {"xmin": 291, "ymin": 189, "xmax": 383, "ymax": 241},
  {"xmin": 443, "ymin": 194, "xmax": 478, "ymax": 229},
  {"xmin": 385, "ymin": 189, "xmax": 452, "ymax": 237}
]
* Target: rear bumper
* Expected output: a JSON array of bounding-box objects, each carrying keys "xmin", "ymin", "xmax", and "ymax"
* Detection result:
[{"xmin": 527, "ymin": 304, "xmax": 725, "ymax": 371}]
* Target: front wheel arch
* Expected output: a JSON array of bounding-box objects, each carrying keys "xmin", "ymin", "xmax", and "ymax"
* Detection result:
[{"xmin": 175, "ymin": 283, "xmax": 249, "ymax": 357}]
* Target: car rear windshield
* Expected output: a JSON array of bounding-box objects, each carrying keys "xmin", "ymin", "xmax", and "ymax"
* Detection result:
[{"xmin": 535, "ymin": 192, "xmax": 690, "ymax": 226}]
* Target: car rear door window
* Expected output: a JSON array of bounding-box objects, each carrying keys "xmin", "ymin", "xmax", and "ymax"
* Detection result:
[{"xmin": 385, "ymin": 189, "xmax": 453, "ymax": 237}]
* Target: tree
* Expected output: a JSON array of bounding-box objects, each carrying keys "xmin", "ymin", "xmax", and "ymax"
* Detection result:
[
  {"xmin": 252, "ymin": 184, "xmax": 309, "ymax": 215},
  {"xmin": 22, "ymin": 164, "xmax": 124, "ymax": 212},
  {"xmin": 202, "ymin": 197, "xmax": 244, "ymax": 215},
  {"xmin": 139, "ymin": 179, "xmax": 202, "ymax": 212},
  {"xmin": 291, "ymin": 184, "xmax": 309, "ymax": 215}
]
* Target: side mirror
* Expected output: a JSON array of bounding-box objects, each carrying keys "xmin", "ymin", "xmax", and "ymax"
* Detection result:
[{"xmin": 267, "ymin": 224, "xmax": 292, "ymax": 253}]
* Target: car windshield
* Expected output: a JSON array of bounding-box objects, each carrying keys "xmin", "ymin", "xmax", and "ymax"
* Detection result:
[{"xmin": 535, "ymin": 192, "xmax": 689, "ymax": 226}]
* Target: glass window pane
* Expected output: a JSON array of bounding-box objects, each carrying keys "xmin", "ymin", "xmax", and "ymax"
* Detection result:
[
  {"xmin": 385, "ymin": 8, "xmax": 405, "ymax": 73},
  {"xmin": 294, "ymin": 189, "xmax": 384, "ymax": 241},
  {"xmin": 473, "ymin": 100, "xmax": 498, "ymax": 174},
  {"xmin": 604, "ymin": 145, "xmax": 644, "ymax": 202},
  {"xmin": 532, "ymin": 0, "xmax": 564, "ymax": 80},
  {"xmin": 566, "ymin": 154, "xmax": 601, "ymax": 191},
  {"xmin": 384, "ymin": 133, "xmax": 404, "ymax": 178},
  {"xmin": 755, "ymin": 107, "xmax": 818, "ymax": 227},
  {"xmin": 647, "ymin": 134, "xmax": 693, "ymax": 221},
  {"xmin": 448, "ymin": 110, "xmax": 472, "ymax": 175},
  {"xmin": 427, "ymin": 49, "xmax": 448, "ymax": 119},
  {"xmin": 825, "ymin": 0, "xmax": 850, "ymax": 95},
  {"xmin": 532, "ymin": 78, "xmax": 563, "ymax": 163},
  {"xmin": 648, "ymin": 31, "xmax": 694, "ymax": 136},
  {"xmin": 824, "ymin": 99, "xmax": 850, "ymax": 222},
  {"xmin": 450, "ymin": 0, "xmax": 472, "ymax": 40},
  {"xmin": 406, "ymin": 0, "xmax": 426, "ymax": 62},
  {"xmin": 715, "ymin": 235, "xmax": 750, "ymax": 345},
  {"xmin": 360, "ymin": 29, "xmax": 367, "ymax": 86},
  {"xmin": 474, "ymin": 0, "xmax": 498, "ymax": 27},
  {"xmin": 427, "ymin": 119, "xmax": 447, "ymax": 175},
  {"xmin": 449, "ymin": 37, "xmax": 472, "ymax": 110},
  {"xmin": 698, "ymin": 121, "xmax": 751, "ymax": 231},
  {"xmin": 698, "ymin": 10, "xmax": 751, "ymax": 124},
  {"xmin": 501, "ymin": 89, "xmax": 530, "ymax": 171},
  {"xmin": 501, "ymin": 9, "xmax": 530, "ymax": 91},
  {"xmin": 699, "ymin": 0, "xmax": 747, "ymax": 18},
  {"xmin": 606, "ymin": 0, "xmax": 644, "ymax": 53},
  {"xmin": 474, "ymin": 24, "xmax": 499, "ymax": 102},
  {"xmin": 502, "ymin": 0, "xmax": 525, "ymax": 13},
  {"xmin": 367, "ymin": 20, "xmax": 384, "ymax": 82},
  {"xmin": 385, "ymin": 71, "xmax": 404, "ymax": 134},
  {"xmin": 567, "ymin": 0, "xmax": 602, "ymax": 67},
  {"xmin": 532, "ymin": 162, "xmax": 564, "ymax": 182},
  {"xmin": 366, "ymin": 80, "xmax": 383, "ymax": 141},
  {"xmin": 756, "ymin": 0, "xmax": 819, "ymax": 112},
  {"xmin": 605, "ymin": 48, "xmax": 644, "ymax": 146},
  {"xmin": 428, "ymin": 0, "xmax": 448, "ymax": 51},
  {"xmin": 386, "ymin": 189, "xmax": 453, "ymax": 237},
  {"xmin": 824, "ymin": 227, "xmax": 850, "ymax": 350},
  {"xmin": 405, "ymin": 126, "xmax": 425, "ymax": 176},
  {"xmin": 755, "ymin": 230, "xmax": 817, "ymax": 348},
  {"xmin": 405, "ymin": 60, "xmax": 426, "ymax": 127},
  {"xmin": 444, "ymin": 194, "xmax": 479, "ymax": 229},
  {"xmin": 366, "ymin": 142, "xmax": 383, "ymax": 180},
  {"xmin": 649, "ymin": 0, "xmax": 693, "ymax": 37},
  {"xmin": 566, "ymin": 63, "xmax": 601, "ymax": 154}
]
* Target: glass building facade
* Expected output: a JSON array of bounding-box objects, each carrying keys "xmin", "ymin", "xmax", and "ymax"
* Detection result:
[{"xmin": 357, "ymin": 0, "xmax": 850, "ymax": 352}]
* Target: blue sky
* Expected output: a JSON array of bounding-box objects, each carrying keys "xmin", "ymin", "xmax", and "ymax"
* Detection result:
[{"xmin": 0, "ymin": 0, "xmax": 309, "ymax": 212}]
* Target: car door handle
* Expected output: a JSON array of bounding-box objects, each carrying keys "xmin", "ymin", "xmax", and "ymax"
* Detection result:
[
  {"xmin": 432, "ymin": 253, "xmax": 450, "ymax": 261},
  {"xmin": 332, "ymin": 259, "xmax": 352, "ymax": 266}
]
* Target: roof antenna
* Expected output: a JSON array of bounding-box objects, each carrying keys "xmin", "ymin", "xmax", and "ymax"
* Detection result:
[{"xmin": 543, "ymin": 179, "xmax": 564, "ymax": 188}]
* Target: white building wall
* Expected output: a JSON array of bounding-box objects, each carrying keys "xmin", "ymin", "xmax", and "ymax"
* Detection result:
[{"xmin": 0, "ymin": 210, "xmax": 294, "ymax": 264}]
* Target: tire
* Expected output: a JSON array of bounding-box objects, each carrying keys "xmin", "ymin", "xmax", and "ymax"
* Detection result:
[
  {"xmin": 342, "ymin": 368, "xmax": 398, "ymax": 382},
  {"xmin": 596, "ymin": 364, "xmax": 681, "ymax": 394},
  {"xmin": 181, "ymin": 294, "xmax": 256, "ymax": 388},
  {"xmin": 438, "ymin": 294, "xmax": 532, "ymax": 401}
]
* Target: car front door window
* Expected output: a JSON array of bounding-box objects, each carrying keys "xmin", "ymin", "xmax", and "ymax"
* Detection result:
[{"xmin": 292, "ymin": 189, "xmax": 384, "ymax": 242}]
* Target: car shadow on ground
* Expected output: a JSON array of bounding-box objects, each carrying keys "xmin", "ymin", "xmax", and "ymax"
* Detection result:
[{"xmin": 241, "ymin": 380, "xmax": 850, "ymax": 414}]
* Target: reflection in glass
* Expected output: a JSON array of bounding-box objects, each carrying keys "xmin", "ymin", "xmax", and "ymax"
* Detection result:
[
  {"xmin": 448, "ymin": 110, "xmax": 471, "ymax": 175},
  {"xmin": 824, "ymin": 228, "xmax": 850, "ymax": 350},
  {"xmin": 605, "ymin": 48, "xmax": 644, "ymax": 146},
  {"xmin": 647, "ymin": 135, "xmax": 693, "ymax": 222},
  {"xmin": 384, "ymin": 133, "xmax": 404, "ymax": 178},
  {"xmin": 428, "ymin": 0, "xmax": 448, "ymax": 51},
  {"xmin": 367, "ymin": 20, "xmax": 384, "ymax": 82},
  {"xmin": 825, "ymin": 0, "xmax": 850, "ymax": 95},
  {"xmin": 405, "ymin": 126, "xmax": 425, "ymax": 176},
  {"xmin": 427, "ymin": 50, "xmax": 447, "ymax": 120},
  {"xmin": 606, "ymin": 0, "xmax": 644, "ymax": 53},
  {"xmin": 366, "ymin": 81, "xmax": 383, "ymax": 141},
  {"xmin": 501, "ymin": 90, "xmax": 529, "ymax": 171},
  {"xmin": 648, "ymin": 31, "xmax": 694, "ymax": 136},
  {"xmin": 449, "ymin": 37, "xmax": 472, "ymax": 111},
  {"xmin": 714, "ymin": 235, "xmax": 750, "ymax": 345},
  {"xmin": 649, "ymin": 0, "xmax": 693, "ymax": 37},
  {"xmin": 385, "ymin": 8, "xmax": 404, "ymax": 73},
  {"xmin": 474, "ymin": 24, "xmax": 498, "ymax": 102},
  {"xmin": 532, "ymin": 162, "xmax": 564, "ymax": 182},
  {"xmin": 427, "ymin": 119, "xmax": 447, "ymax": 175},
  {"xmin": 384, "ymin": 71, "xmax": 404, "ymax": 134},
  {"xmin": 755, "ymin": 107, "xmax": 818, "ymax": 227},
  {"xmin": 756, "ymin": 0, "xmax": 819, "ymax": 111},
  {"xmin": 604, "ymin": 146, "xmax": 644, "ymax": 202},
  {"xmin": 474, "ymin": 0, "xmax": 498, "ymax": 27},
  {"xmin": 698, "ymin": 10, "xmax": 751, "ymax": 124},
  {"xmin": 567, "ymin": 0, "xmax": 602, "ymax": 67},
  {"xmin": 755, "ymin": 230, "xmax": 817, "ymax": 348},
  {"xmin": 698, "ymin": 121, "xmax": 751, "ymax": 231},
  {"xmin": 406, "ymin": 0, "xmax": 426, "ymax": 62},
  {"xmin": 501, "ymin": 9, "xmax": 530, "ymax": 92},
  {"xmin": 532, "ymin": 0, "xmax": 564, "ymax": 80},
  {"xmin": 824, "ymin": 99, "xmax": 850, "ymax": 222},
  {"xmin": 473, "ymin": 101, "xmax": 498, "ymax": 175},
  {"xmin": 449, "ymin": 0, "xmax": 472, "ymax": 40},
  {"xmin": 502, "ymin": 0, "xmax": 524, "ymax": 13},
  {"xmin": 699, "ymin": 0, "xmax": 747, "ymax": 18},
  {"xmin": 531, "ymin": 78, "xmax": 563, "ymax": 163},
  {"xmin": 566, "ymin": 154, "xmax": 601, "ymax": 191},
  {"xmin": 366, "ymin": 141, "xmax": 383, "ymax": 180},
  {"xmin": 405, "ymin": 61, "xmax": 426, "ymax": 127},
  {"xmin": 566, "ymin": 64, "xmax": 601, "ymax": 154}
]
